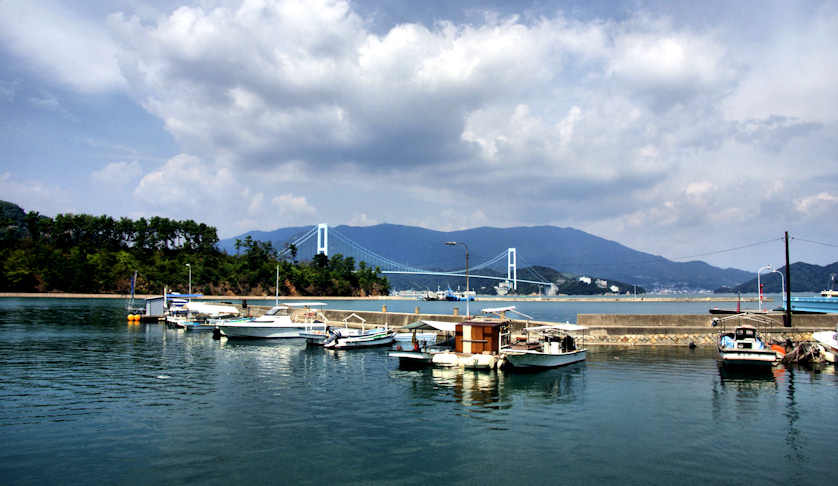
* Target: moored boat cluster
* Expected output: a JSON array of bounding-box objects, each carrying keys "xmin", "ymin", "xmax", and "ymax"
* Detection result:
[{"xmin": 135, "ymin": 294, "xmax": 838, "ymax": 371}]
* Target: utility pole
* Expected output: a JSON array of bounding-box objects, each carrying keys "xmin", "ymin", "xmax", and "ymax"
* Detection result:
[{"xmin": 784, "ymin": 231, "xmax": 792, "ymax": 327}]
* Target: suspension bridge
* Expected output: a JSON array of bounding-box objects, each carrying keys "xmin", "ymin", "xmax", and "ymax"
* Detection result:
[{"xmin": 276, "ymin": 224, "xmax": 555, "ymax": 290}]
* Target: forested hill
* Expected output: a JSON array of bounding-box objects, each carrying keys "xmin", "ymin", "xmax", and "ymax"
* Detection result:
[
  {"xmin": 716, "ymin": 261, "xmax": 838, "ymax": 294},
  {"xmin": 222, "ymin": 223, "xmax": 753, "ymax": 290},
  {"xmin": 0, "ymin": 201, "xmax": 388, "ymax": 296}
]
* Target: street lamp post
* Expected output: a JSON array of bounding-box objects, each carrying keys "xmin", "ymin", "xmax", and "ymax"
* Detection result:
[
  {"xmin": 757, "ymin": 265, "xmax": 771, "ymax": 312},
  {"xmin": 771, "ymin": 267, "xmax": 785, "ymax": 312},
  {"xmin": 445, "ymin": 241, "xmax": 469, "ymax": 318},
  {"xmin": 185, "ymin": 263, "xmax": 192, "ymax": 299}
]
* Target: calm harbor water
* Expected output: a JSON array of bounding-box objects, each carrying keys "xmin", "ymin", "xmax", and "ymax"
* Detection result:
[
  {"xmin": 1, "ymin": 298, "xmax": 835, "ymax": 485},
  {"xmin": 244, "ymin": 292, "xmax": 789, "ymax": 322}
]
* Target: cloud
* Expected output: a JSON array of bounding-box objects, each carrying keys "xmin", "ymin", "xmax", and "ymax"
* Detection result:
[
  {"xmin": 349, "ymin": 213, "xmax": 378, "ymax": 226},
  {"xmin": 134, "ymin": 154, "xmax": 231, "ymax": 209},
  {"xmin": 607, "ymin": 25, "xmax": 735, "ymax": 110},
  {"xmin": 0, "ymin": 172, "xmax": 73, "ymax": 215},
  {"xmin": 722, "ymin": 3, "xmax": 838, "ymax": 123},
  {"xmin": 271, "ymin": 193, "xmax": 316, "ymax": 217},
  {"xmin": 794, "ymin": 192, "xmax": 838, "ymax": 217},
  {"xmin": 0, "ymin": 0, "xmax": 125, "ymax": 92},
  {"xmin": 91, "ymin": 161, "xmax": 143, "ymax": 186},
  {"xmin": 28, "ymin": 93, "xmax": 61, "ymax": 111},
  {"xmin": 4, "ymin": 0, "xmax": 836, "ymax": 271},
  {"xmin": 0, "ymin": 80, "xmax": 18, "ymax": 102},
  {"xmin": 132, "ymin": 153, "xmax": 319, "ymax": 235}
]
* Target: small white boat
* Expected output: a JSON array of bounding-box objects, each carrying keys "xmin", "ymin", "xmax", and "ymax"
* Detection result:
[
  {"xmin": 166, "ymin": 299, "xmax": 239, "ymax": 330},
  {"xmin": 713, "ymin": 313, "xmax": 781, "ymax": 367},
  {"xmin": 322, "ymin": 327, "xmax": 396, "ymax": 349},
  {"xmin": 389, "ymin": 320, "xmax": 457, "ymax": 366},
  {"xmin": 812, "ymin": 328, "xmax": 838, "ymax": 363},
  {"xmin": 502, "ymin": 323, "xmax": 587, "ymax": 369},
  {"xmin": 217, "ymin": 303, "xmax": 327, "ymax": 339},
  {"xmin": 301, "ymin": 308, "xmax": 360, "ymax": 345}
]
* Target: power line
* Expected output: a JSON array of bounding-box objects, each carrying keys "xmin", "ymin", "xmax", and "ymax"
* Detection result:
[
  {"xmin": 793, "ymin": 237, "xmax": 838, "ymax": 249},
  {"xmin": 670, "ymin": 237, "xmax": 784, "ymax": 261}
]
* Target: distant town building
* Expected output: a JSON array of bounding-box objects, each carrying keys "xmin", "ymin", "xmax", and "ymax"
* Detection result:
[
  {"xmin": 579, "ymin": 276, "xmax": 592, "ymax": 284},
  {"xmin": 595, "ymin": 279, "xmax": 607, "ymax": 289},
  {"xmin": 609, "ymin": 285, "xmax": 620, "ymax": 293}
]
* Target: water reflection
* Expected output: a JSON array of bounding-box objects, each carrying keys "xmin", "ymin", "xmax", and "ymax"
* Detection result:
[
  {"xmin": 392, "ymin": 364, "xmax": 585, "ymax": 414},
  {"xmin": 430, "ymin": 367, "xmax": 507, "ymax": 410},
  {"xmin": 717, "ymin": 363, "xmax": 778, "ymax": 389},
  {"xmin": 784, "ymin": 368, "xmax": 803, "ymax": 466}
]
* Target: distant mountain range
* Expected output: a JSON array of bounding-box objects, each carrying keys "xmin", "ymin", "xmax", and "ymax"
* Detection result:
[{"xmin": 220, "ymin": 223, "xmax": 754, "ymax": 290}]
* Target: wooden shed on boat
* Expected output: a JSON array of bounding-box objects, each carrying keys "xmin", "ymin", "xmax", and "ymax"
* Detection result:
[{"xmin": 455, "ymin": 319, "xmax": 506, "ymax": 354}]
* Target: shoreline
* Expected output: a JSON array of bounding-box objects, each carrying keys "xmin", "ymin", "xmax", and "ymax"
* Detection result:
[{"xmin": 0, "ymin": 292, "xmax": 767, "ymax": 303}]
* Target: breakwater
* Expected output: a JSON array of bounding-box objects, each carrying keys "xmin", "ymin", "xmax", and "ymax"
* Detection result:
[{"xmin": 248, "ymin": 305, "xmax": 838, "ymax": 346}]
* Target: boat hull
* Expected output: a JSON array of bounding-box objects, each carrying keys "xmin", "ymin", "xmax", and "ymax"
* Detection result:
[
  {"xmin": 788, "ymin": 297, "xmax": 838, "ymax": 314},
  {"xmin": 217, "ymin": 324, "xmax": 306, "ymax": 339},
  {"xmin": 504, "ymin": 349, "xmax": 587, "ymax": 368},
  {"xmin": 812, "ymin": 331, "xmax": 838, "ymax": 362},
  {"xmin": 717, "ymin": 348, "xmax": 778, "ymax": 367},
  {"xmin": 431, "ymin": 352, "xmax": 499, "ymax": 369},
  {"xmin": 183, "ymin": 323, "xmax": 216, "ymax": 332},
  {"xmin": 389, "ymin": 350, "xmax": 434, "ymax": 367},
  {"xmin": 323, "ymin": 330, "xmax": 395, "ymax": 349}
]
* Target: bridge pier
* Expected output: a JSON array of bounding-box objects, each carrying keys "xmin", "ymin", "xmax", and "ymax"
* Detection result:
[
  {"xmin": 316, "ymin": 223, "xmax": 328, "ymax": 256},
  {"xmin": 507, "ymin": 248, "xmax": 517, "ymax": 290}
]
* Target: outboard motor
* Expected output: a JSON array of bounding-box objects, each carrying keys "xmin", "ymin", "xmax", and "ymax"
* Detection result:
[{"xmin": 323, "ymin": 329, "xmax": 340, "ymax": 347}]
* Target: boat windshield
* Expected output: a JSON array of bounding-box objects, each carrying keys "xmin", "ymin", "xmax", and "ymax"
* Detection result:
[
  {"xmin": 264, "ymin": 306, "xmax": 290, "ymax": 316},
  {"xmin": 736, "ymin": 328, "xmax": 756, "ymax": 339}
]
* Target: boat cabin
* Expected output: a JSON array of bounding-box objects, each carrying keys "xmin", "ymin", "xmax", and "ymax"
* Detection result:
[
  {"xmin": 455, "ymin": 319, "xmax": 507, "ymax": 354},
  {"xmin": 719, "ymin": 324, "xmax": 766, "ymax": 350}
]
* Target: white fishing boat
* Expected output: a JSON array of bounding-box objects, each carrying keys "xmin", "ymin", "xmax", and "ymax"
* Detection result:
[
  {"xmin": 389, "ymin": 320, "xmax": 457, "ymax": 366},
  {"xmin": 502, "ymin": 323, "xmax": 588, "ymax": 368},
  {"xmin": 321, "ymin": 314, "xmax": 395, "ymax": 349},
  {"xmin": 811, "ymin": 327, "xmax": 838, "ymax": 363},
  {"xmin": 300, "ymin": 308, "xmax": 359, "ymax": 345},
  {"xmin": 713, "ymin": 313, "xmax": 782, "ymax": 367},
  {"xmin": 415, "ymin": 307, "xmax": 513, "ymax": 369},
  {"xmin": 217, "ymin": 303, "xmax": 327, "ymax": 339},
  {"xmin": 167, "ymin": 300, "xmax": 240, "ymax": 331},
  {"xmin": 184, "ymin": 301, "xmax": 239, "ymax": 318}
]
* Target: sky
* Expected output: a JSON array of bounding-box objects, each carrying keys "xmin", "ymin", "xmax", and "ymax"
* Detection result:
[{"xmin": 0, "ymin": 0, "xmax": 836, "ymax": 272}]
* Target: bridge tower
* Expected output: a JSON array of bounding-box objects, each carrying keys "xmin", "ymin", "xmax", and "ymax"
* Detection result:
[
  {"xmin": 507, "ymin": 248, "xmax": 517, "ymax": 290},
  {"xmin": 316, "ymin": 223, "xmax": 328, "ymax": 256}
]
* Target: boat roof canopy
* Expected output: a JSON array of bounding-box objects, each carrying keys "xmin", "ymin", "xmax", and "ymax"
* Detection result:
[
  {"xmin": 481, "ymin": 305, "xmax": 516, "ymax": 313},
  {"xmin": 480, "ymin": 305, "xmax": 534, "ymax": 321},
  {"xmin": 525, "ymin": 323, "xmax": 587, "ymax": 332},
  {"xmin": 185, "ymin": 302, "xmax": 239, "ymax": 316},
  {"xmin": 403, "ymin": 320, "xmax": 457, "ymax": 332}
]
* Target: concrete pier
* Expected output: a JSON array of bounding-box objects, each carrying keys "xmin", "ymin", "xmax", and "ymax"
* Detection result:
[{"xmin": 245, "ymin": 305, "xmax": 838, "ymax": 347}]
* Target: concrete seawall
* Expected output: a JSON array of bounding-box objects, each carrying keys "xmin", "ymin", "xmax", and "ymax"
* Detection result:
[
  {"xmin": 576, "ymin": 313, "xmax": 838, "ymax": 346},
  {"xmin": 244, "ymin": 305, "xmax": 838, "ymax": 346}
]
